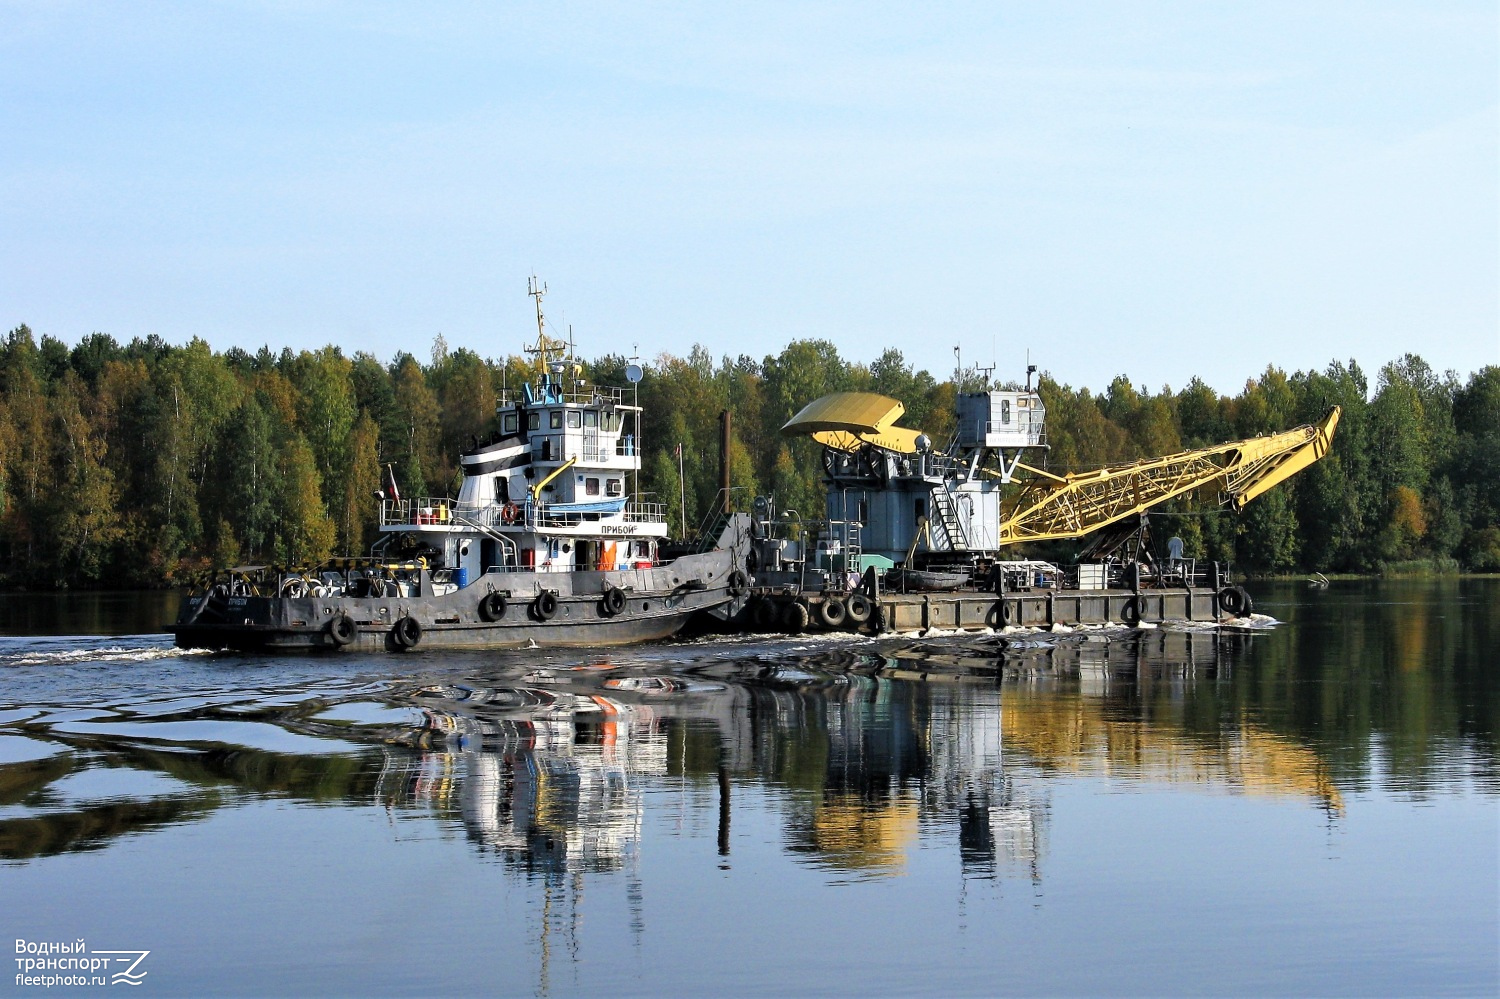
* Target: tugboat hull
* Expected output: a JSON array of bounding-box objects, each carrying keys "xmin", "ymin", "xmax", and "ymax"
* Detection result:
[{"xmin": 173, "ymin": 549, "xmax": 743, "ymax": 652}]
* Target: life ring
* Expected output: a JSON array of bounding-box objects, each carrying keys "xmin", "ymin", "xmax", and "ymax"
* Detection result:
[
  {"xmin": 392, "ymin": 615, "xmax": 422, "ymax": 648},
  {"xmin": 752, "ymin": 597, "xmax": 779, "ymax": 631},
  {"xmin": 727, "ymin": 570, "xmax": 748, "ymax": 597},
  {"xmin": 601, "ymin": 585, "xmax": 626, "ymax": 616},
  {"xmin": 1120, "ymin": 596, "xmax": 1141, "ymax": 626},
  {"xmin": 479, "ymin": 592, "xmax": 507, "ymax": 622},
  {"xmin": 328, "ymin": 614, "xmax": 356, "ymax": 646},
  {"xmin": 501, "ymin": 503, "xmax": 520, "ymax": 525},
  {"xmin": 845, "ymin": 592, "xmax": 872, "ymax": 624},
  {"xmin": 1217, "ymin": 586, "xmax": 1245, "ymax": 617},
  {"xmin": 817, "ymin": 597, "xmax": 848, "ymax": 629},
  {"xmin": 781, "ymin": 600, "xmax": 810, "ymax": 634},
  {"xmin": 533, "ymin": 591, "xmax": 558, "ymax": 621}
]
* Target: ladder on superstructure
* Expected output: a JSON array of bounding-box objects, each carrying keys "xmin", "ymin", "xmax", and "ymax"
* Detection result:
[{"xmin": 929, "ymin": 485, "xmax": 970, "ymax": 552}]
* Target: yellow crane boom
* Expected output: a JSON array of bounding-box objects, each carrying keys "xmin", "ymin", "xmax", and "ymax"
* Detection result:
[{"xmin": 997, "ymin": 407, "xmax": 1340, "ymax": 545}]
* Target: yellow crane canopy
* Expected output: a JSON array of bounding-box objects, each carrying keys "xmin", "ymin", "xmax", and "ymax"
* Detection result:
[{"xmin": 781, "ymin": 392, "xmax": 926, "ymax": 454}]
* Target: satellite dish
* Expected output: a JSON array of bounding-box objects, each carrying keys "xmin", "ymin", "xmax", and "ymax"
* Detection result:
[{"xmin": 625, "ymin": 363, "xmax": 643, "ymax": 383}]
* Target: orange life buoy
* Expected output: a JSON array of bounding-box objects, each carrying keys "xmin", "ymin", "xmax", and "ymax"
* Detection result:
[{"xmin": 501, "ymin": 503, "xmax": 520, "ymax": 525}]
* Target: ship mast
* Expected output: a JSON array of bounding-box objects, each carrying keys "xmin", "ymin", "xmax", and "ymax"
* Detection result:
[{"xmin": 525, "ymin": 275, "xmax": 566, "ymax": 377}]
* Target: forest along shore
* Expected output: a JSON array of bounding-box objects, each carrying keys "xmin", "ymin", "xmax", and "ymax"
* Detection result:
[{"xmin": 1, "ymin": 323, "xmax": 1495, "ymax": 589}]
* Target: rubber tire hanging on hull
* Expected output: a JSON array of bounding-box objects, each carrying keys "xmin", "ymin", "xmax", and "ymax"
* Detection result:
[
  {"xmin": 1120, "ymin": 597, "xmax": 1141, "ymax": 626},
  {"xmin": 479, "ymin": 592, "xmax": 507, "ymax": 622},
  {"xmin": 1217, "ymin": 586, "xmax": 1253, "ymax": 618},
  {"xmin": 392, "ymin": 616, "xmax": 422, "ymax": 648},
  {"xmin": 533, "ymin": 591, "xmax": 559, "ymax": 621},
  {"xmin": 727, "ymin": 570, "xmax": 748, "ymax": 597},
  {"xmin": 752, "ymin": 597, "xmax": 779, "ymax": 631},
  {"xmin": 845, "ymin": 592, "xmax": 872, "ymax": 624},
  {"xmin": 818, "ymin": 598, "xmax": 848, "ymax": 629},
  {"xmin": 329, "ymin": 615, "xmax": 356, "ymax": 646},
  {"xmin": 601, "ymin": 585, "xmax": 626, "ymax": 616},
  {"xmin": 782, "ymin": 601, "xmax": 810, "ymax": 634}
]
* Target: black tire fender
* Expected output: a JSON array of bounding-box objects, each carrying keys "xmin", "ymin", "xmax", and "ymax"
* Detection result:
[
  {"xmin": 534, "ymin": 590, "xmax": 559, "ymax": 621},
  {"xmin": 782, "ymin": 600, "xmax": 810, "ymax": 634},
  {"xmin": 727, "ymin": 569, "xmax": 748, "ymax": 597},
  {"xmin": 845, "ymin": 592, "xmax": 872, "ymax": 624},
  {"xmin": 393, "ymin": 616, "xmax": 422, "ymax": 648},
  {"xmin": 817, "ymin": 597, "xmax": 848, "ymax": 629},
  {"xmin": 602, "ymin": 585, "xmax": 626, "ymax": 616},
  {"xmin": 752, "ymin": 597, "xmax": 779, "ymax": 631},
  {"xmin": 1120, "ymin": 596, "xmax": 1141, "ymax": 626},
  {"xmin": 479, "ymin": 592, "xmax": 507, "ymax": 622},
  {"xmin": 1217, "ymin": 586, "xmax": 1245, "ymax": 617},
  {"xmin": 329, "ymin": 615, "xmax": 356, "ymax": 646}
]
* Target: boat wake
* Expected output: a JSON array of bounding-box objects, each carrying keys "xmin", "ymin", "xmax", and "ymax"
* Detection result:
[{"xmin": 0, "ymin": 637, "xmax": 205, "ymax": 668}]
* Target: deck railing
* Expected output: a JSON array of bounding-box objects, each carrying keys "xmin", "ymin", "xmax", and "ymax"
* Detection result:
[{"xmin": 379, "ymin": 496, "xmax": 667, "ymax": 530}]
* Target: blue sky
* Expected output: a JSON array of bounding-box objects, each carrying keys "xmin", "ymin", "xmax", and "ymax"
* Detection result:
[{"xmin": 2, "ymin": 2, "xmax": 1495, "ymax": 394}]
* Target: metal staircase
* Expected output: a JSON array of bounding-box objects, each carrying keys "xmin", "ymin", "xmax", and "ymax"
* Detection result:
[{"xmin": 929, "ymin": 485, "xmax": 970, "ymax": 551}]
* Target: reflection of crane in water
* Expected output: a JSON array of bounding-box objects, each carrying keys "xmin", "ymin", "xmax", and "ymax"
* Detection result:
[
  {"xmin": 760, "ymin": 673, "xmax": 1044, "ymax": 881},
  {"xmin": 986, "ymin": 633, "xmax": 1346, "ymax": 813}
]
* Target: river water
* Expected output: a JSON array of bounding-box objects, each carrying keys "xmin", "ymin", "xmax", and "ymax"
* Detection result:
[{"xmin": 1, "ymin": 580, "xmax": 1495, "ymax": 996}]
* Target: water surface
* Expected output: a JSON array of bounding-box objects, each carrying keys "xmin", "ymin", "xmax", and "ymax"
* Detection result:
[{"xmin": 2, "ymin": 580, "xmax": 1495, "ymax": 996}]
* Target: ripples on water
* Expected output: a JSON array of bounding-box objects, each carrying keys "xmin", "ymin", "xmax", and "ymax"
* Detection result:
[{"xmin": 1, "ymin": 580, "xmax": 1496, "ymax": 996}]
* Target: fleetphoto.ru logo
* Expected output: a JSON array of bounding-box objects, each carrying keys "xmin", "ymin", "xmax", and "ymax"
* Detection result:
[{"xmin": 15, "ymin": 939, "xmax": 150, "ymax": 988}]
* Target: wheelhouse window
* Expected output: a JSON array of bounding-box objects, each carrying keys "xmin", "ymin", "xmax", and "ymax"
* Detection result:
[
  {"xmin": 584, "ymin": 411, "xmax": 598, "ymax": 428},
  {"xmin": 527, "ymin": 412, "xmax": 540, "ymax": 431},
  {"xmin": 606, "ymin": 478, "xmax": 623, "ymax": 496},
  {"xmin": 567, "ymin": 411, "xmax": 581, "ymax": 429},
  {"xmin": 550, "ymin": 411, "xmax": 563, "ymax": 430},
  {"xmin": 503, "ymin": 413, "xmax": 518, "ymax": 435},
  {"xmin": 585, "ymin": 478, "xmax": 600, "ymax": 496}
]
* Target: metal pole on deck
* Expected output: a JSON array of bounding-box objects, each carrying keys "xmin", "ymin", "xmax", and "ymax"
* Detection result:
[
  {"xmin": 677, "ymin": 443, "xmax": 687, "ymax": 539},
  {"xmin": 719, "ymin": 409, "xmax": 732, "ymax": 514}
]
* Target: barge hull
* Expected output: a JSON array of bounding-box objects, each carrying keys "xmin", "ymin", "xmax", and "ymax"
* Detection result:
[
  {"xmin": 876, "ymin": 587, "xmax": 1226, "ymax": 632},
  {"xmin": 736, "ymin": 584, "xmax": 1238, "ymax": 635}
]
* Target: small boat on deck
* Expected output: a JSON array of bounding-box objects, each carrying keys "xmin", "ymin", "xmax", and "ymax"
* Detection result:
[{"xmin": 883, "ymin": 567, "xmax": 970, "ymax": 592}]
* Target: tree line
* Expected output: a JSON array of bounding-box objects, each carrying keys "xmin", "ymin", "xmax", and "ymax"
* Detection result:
[{"xmin": 0, "ymin": 323, "xmax": 1495, "ymax": 588}]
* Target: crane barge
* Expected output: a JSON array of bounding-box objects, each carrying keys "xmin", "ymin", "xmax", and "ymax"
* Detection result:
[{"xmin": 736, "ymin": 380, "xmax": 1339, "ymax": 634}]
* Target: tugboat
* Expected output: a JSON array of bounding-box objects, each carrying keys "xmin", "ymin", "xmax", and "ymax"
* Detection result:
[{"xmin": 173, "ymin": 279, "xmax": 750, "ymax": 652}]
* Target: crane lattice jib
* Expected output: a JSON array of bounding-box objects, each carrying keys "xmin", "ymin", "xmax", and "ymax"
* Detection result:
[{"xmin": 996, "ymin": 407, "xmax": 1340, "ymax": 546}]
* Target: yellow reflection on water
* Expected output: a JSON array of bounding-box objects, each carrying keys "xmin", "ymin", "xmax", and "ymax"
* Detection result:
[
  {"xmin": 1001, "ymin": 692, "xmax": 1343, "ymax": 812},
  {"xmin": 808, "ymin": 795, "xmax": 920, "ymax": 874}
]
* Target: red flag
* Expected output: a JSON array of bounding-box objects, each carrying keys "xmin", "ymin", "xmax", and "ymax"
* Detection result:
[{"xmin": 386, "ymin": 464, "xmax": 401, "ymax": 503}]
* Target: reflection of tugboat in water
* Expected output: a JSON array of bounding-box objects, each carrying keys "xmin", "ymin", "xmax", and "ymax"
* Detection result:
[{"xmin": 173, "ymin": 278, "xmax": 749, "ymax": 652}]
